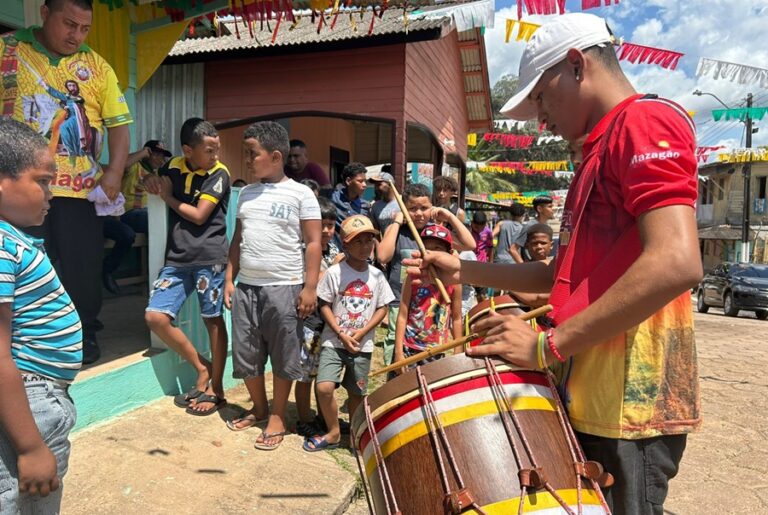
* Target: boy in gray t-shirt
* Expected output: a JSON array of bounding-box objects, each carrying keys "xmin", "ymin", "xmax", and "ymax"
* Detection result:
[{"xmin": 224, "ymin": 122, "xmax": 321, "ymax": 451}]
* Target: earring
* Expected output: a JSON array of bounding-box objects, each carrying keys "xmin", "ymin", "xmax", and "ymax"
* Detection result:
[{"xmin": 574, "ymin": 69, "xmax": 581, "ymax": 81}]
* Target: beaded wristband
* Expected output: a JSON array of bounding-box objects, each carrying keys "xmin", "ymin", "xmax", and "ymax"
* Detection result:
[{"xmin": 546, "ymin": 329, "xmax": 565, "ymax": 363}]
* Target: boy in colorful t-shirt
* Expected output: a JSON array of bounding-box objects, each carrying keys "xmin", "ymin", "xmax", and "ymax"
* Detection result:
[{"xmin": 394, "ymin": 225, "xmax": 463, "ymax": 370}]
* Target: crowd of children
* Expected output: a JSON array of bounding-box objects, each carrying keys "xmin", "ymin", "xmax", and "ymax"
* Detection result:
[{"xmin": 0, "ymin": 114, "xmax": 558, "ymax": 510}]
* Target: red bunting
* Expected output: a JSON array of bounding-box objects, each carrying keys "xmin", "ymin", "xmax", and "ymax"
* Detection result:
[
  {"xmin": 617, "ymin": 43, "xmax": 684, "ymax": 70},
  {"xmin": 482, "ymin": 133, "xmax": 536, "ymax": 149},
  {"xmin": 696, "ymin": 146, "xmax": 724, "ymax": 163},
  {"xmin": 582, "ymin": 0, "xmax": 620, "ymax": 10},
  {"xmin": 518, "ymin": 0, "xmax": 566, "ymax": 19}
]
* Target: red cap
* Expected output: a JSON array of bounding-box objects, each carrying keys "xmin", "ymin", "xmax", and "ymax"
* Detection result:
[{"xmin": 420, "ymin": 224, "xmax": 453, "ymax": 249}]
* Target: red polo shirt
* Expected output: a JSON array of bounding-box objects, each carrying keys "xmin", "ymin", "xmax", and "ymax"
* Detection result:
[{"xmin": 552, "ymin": 94, "xmax": 701, "ymax": 439}]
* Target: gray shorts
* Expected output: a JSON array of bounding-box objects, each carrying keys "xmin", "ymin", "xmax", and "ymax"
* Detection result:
[
  {"xmin": 231, "ymin": 283, "xmax": 304, "ymax": 381},
  {"xmin": 316, "ymin": 347, "xmax": 372, "ymax": 396}
]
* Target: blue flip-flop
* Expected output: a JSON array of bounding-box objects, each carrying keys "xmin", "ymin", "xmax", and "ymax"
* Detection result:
[{"xmin": 303, "ymin": 435, "xmax": 340, "ymax": 453}]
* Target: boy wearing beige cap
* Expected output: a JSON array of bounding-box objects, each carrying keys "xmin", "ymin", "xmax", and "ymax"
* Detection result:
[{"xmin": 305, "ymin": 215, "xmax": 394, "ymax": 452}]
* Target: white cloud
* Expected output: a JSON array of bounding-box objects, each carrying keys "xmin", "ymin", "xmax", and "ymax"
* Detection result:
[{"xmin": 483, "ymin": 0, "xmax": 768, "ymax": 144}]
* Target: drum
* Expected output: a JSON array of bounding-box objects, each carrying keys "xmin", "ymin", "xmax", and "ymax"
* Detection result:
[
  {"xmin": 465, "ymin": 295, "xmax": 525, "ymax": 348},
  {"xmin": 351, "ymin": 354, "xmax": 610, "ymax": 514}
]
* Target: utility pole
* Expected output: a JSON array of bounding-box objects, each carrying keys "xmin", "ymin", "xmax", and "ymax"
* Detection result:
[{"xmin": 742, "ymin": 93, "xmax": 753, "ymax": 263}]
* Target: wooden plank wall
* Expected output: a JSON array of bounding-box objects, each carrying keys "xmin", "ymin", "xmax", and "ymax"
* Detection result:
[
  {"xmin": 403, "ymin": 30, "xmax": 469, "ymax": 167},
  {"xmin": 205, "ymin": 45, "xmax": 409, "ymax": 184}
]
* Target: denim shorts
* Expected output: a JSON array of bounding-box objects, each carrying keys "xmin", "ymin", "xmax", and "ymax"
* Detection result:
[
  {"xmin": 0, "ymin": 378, "xmax": 77, "ymax": 514},
  {"xmin": 146, "ymin": 264, "xmax": 225, "ymax": 320}
]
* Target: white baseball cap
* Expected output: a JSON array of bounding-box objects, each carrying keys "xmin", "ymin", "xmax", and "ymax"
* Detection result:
[{"xmin": 501, "ymin": 13, "xmax": 613, "ymax": 121}]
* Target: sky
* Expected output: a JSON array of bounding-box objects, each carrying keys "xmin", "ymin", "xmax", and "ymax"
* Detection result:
[{"xmin": 484, "ymin": 0, "xmax": 768, "ymax": 153}]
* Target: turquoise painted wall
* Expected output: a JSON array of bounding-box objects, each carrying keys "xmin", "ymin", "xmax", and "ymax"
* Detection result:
[{"xmin": 71, "ymin": 188, "xmax": 258, "ymax": 432}]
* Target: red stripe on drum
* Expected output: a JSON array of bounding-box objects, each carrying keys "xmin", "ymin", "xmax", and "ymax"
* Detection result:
[{"xmin": 358, "ymin": 370, "xmax": 553, "ymax": 454}]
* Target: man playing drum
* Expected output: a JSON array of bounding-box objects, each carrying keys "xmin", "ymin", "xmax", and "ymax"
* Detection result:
[{"xmin": 407, "ymin": 13, "xmax": 700, "ymax": 515}]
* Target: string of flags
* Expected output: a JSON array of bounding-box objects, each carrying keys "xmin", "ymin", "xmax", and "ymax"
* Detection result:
[
  {"xmin": 696, "ymin": 146, "xmax": 724, "ymax": 163},
  {"xmin": 617, "ymin": 42, "xmax": 683, "ymax": 71},
  {"xmin": 478, "ymin": 161, "xmax": 573, "ymax": 175},
  {"xmin": 582, "ymin": 0, "xmax": 620, "ymax": 9},
  {"xmin": 505, "ymin": 19, "xmax": 540, "ymax": 43},
  {"xmin": 517, "ymin": 0, "xmax": 566, "ymax": 19},
  {"xmin": 696, "ymin": 58, "xmax": 768, "ymax": 89},
  {"xmin": 717, "ymin": 148, "xmax": 768, "ymax": 163},
  {"xmin": 483, "ymin": 133, "xmax": 536, "ymax": 149},
  {"xmin": 712, "ymin": 107, "xmax": 768, "ymax": 122}
]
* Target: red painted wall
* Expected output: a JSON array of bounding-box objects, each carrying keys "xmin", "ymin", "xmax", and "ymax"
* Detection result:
[
  {"xmin": 204, "ymin": 33, "xmax": 470, "ymax": 183},
  {"xmin": 404, "ymin": 30, "xmax": 469, "ymax": 162}
]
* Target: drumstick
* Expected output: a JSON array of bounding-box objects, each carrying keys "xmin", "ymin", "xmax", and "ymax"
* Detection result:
[
  {"xmin": 370, "ymin": 304, "xmax": 553, "ymax": 377},
  {"xmin": 388, "ymin": 180, "xmax": 451, "ymax": 305}
]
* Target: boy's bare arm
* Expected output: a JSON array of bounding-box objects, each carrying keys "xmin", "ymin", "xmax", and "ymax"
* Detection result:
[
  {"xmin": 393, "ymin": 279, "xmax": 412, "ymax": 364},
  {"xmin": 510, "ymin": 243, "xmax": 524, "ymax": 264},
  {"xmin": 223, "ymin": 220, "xmax": 242, "ymax": 310},
  {"xmin": 301, "ymin": 219, "xmax": 322, "ymax": 290},
  {"xmin": 352, "ymin": 305, "xmax": 388, "ymax": 342},
  {"xmin": 0, "ymin": 304, "xmax": 59, "ymax": 496},
  {"xmin": 433, "ymin": 208, "xmax": 475, "ymax": 251},
  {"xmin": 377, "ymin": 212, "xmax": 403, "ymax": 265},
  {"xmin": 159, "ymin": 182, "xmax": 217, "ymax": 226}
]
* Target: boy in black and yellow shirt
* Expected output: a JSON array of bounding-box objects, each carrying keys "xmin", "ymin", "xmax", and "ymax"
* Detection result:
[{"xmin": 144, "ymin": 118, "xmax": 231, "ymax": 416}]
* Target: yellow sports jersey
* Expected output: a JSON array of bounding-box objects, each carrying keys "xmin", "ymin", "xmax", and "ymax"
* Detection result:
[
  {"xmin": 0, "ymin": 27, "xmax": 132, "ymax": 199},
  {"xmin": 122, "ymin": 161, "xmax": 154, "ymax": 211}
]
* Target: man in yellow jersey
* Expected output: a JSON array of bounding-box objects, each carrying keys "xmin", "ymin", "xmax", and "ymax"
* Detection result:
[{"xmin": 0, "ymin": 0, "xmax": 132, "ymax": 364}]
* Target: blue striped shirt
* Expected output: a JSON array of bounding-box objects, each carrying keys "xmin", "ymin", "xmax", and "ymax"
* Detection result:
[{"xmin": 0, "ymin": 221, "xmax": 82, "ymax": 382}]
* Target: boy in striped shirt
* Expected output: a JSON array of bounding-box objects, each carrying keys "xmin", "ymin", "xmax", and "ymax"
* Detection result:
[{"xmin": 0, "ymin": 118, "xmax": 82, "ymax": 512}]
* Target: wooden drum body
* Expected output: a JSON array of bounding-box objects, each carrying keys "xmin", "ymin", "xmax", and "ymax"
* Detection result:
[{"xmin": 351, "ymin": 354, "xmax": 609, "ymax": 514}]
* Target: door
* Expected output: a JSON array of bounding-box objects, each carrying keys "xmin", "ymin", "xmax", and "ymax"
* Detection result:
[{"xmin": 329, "ymin": 146, "xmax": 350, "ymax": 188}]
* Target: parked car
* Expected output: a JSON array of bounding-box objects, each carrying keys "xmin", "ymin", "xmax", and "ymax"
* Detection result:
[{"xmin": 697, "ymin": 262, "xmax": 768, "ymax": 319}]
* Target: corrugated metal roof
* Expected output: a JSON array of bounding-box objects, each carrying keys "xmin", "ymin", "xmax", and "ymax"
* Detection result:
[{"xmin": 169, "ymin": 10, "xmax": 450, "ymax": 57}]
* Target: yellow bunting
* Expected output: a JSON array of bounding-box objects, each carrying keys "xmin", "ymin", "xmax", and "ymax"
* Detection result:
[
  {"xmin": 505, "ymin": 19, "xmax": 515, "ymax": 43},
  {"xmin": 687, "ymin": 110, "xmax": 696, "ymax": 117},
  {"xmin": 517, "ymin": 21, "xmax": 540, "ymax": 42},
  {"xmin": 718, "ymin": 148, "xmax": 768, "ymax": 163}
]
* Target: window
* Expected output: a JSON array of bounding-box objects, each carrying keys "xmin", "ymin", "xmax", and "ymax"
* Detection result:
[
  {"xmin": 718, "ymin": 177, "xmax": 725, "ymax": 201},
  {"xmin": 758, "ymin": 176, "xmax": 767, "ymax": 200},
  {"xmin": 700, "ymin": 180, "xmax": 714, "ymax": 205}
]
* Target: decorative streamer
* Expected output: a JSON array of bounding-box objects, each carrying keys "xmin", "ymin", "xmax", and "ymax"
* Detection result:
[
  {"xmin": 717, "ymin": 148, "xmax": 768, "ymax": 163},
  {"xmin": 617, "ymin": 42, "xmax": 683, "ymax": 70},
  {"xmin": 582, "ymin": 0, "xmax": 620, "ymax": 10},
  {"xmin": 482, "ymin": 133, "xmax": 536, "ymax": 149},
  {"xmin": 712, "ymin": 107, "xmax": 768, "ymax": 122},
  {"xmin": 481, "ymin": 161, "xmax": 571, "ymax": 174},
  {"xmin": 505, "ymin": 20, "xmax": 541, "ymax": 43},
  {"xmin": 696, "ymin": 145, "xmax": 724, "ymax": 163},
  {"xmin": 696, "ymin": 58, "xmax": 768, "ymax": 89},
  {"xmin": 518, "ymin": 0, "xmax": 566, "ymax": 19}
]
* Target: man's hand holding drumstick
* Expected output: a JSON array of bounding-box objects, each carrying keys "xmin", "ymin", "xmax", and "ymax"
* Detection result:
[{"xmin": 403, "ymin": 250, "xmax": 556, "ymax": 370}]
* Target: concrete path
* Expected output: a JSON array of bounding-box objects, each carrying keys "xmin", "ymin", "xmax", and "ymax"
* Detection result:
[{"xmin": 62, "ymin": 384, "xmax": 360, "ymax": 515}]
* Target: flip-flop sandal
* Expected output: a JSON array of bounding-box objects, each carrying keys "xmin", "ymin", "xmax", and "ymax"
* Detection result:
[
  {"xmin": 226, "ymin": 412, "xmax": 269, "ymax": 431},
  {"xmin": 185, "ymin": 393, "xmax": 226, "ymax": 417},
  {"xmin": 173, "ymin": 388, "xmax": 204, "ymax": 408},
  {"xmin": 254, "ymin": 431, "xmax": 288, "ymax": 451},
  {"xmin": 303, "ymin": 435, "xmax": 340, "ymax": 453}
]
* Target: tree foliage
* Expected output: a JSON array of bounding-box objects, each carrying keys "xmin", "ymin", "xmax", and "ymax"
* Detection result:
[{"xmin": 490, "ymin": 74, "xmax": 519, "ymax": 118}]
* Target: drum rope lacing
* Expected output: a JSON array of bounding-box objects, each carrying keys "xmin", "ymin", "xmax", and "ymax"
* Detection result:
[
  {"xmin": 415, "ymin": 366, "xmax": 488, "ymax": 515},
  {"xmin": 483, "ymin": 358, "xmax": 577, "ymax": 515},
  {"xmin": 542, "ymin": 368, "xmax": 612, "ymax": 515},
  {"xmin": 358, "ymin": 397, "xmax": 402, "ymax": 515}
]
